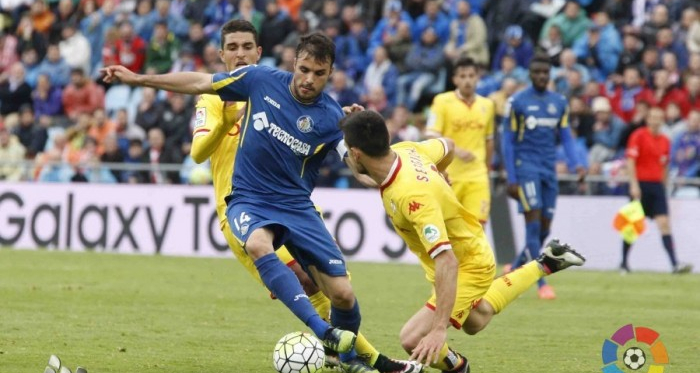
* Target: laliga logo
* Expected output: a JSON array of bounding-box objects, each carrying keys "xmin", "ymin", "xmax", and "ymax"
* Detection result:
[{"xmin": 601, "ymin": 324, "xmax": 669, "ymax": 372}]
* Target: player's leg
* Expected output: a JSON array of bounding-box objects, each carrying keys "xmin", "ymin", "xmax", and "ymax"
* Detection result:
[
  {"xmin": 536, "ymin": 175, "xmax": 559, "ymax": 297},
  {"xmin": 648, "ymin": 183, "xmax": 691, "ymax": 273},
  {"xmin": 400, "ymin": 260, "xmax": 495, "ymax": 372},
  {"xmin": 224, "ymin": 224, "xmax": 334, "ymax": 324},
  {"xmin": 453, "ymin": 180, "xmax": 491, "ymax": 225},
  {"xmin": 467, "ymin": 240, "xmax": 586, "ymax": 332},
  {"xmin": 227, "ymin": 204, "xmax": 352, "ymax": 352},
  {"xmin": 399, "ymin": 307, "xmax": 469, "ymax": 373},
  {"xmin": 509, "ymin": 179, "xmax": 544, "ymax": 272}
]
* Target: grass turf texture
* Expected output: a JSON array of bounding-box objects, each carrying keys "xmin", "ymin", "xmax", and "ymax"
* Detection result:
[{"xmin": 1, "ymin": 249, "xmax": 698, "ymax": 373}]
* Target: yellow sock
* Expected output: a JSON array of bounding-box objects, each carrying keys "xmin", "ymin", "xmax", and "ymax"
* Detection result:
[
  {"xmin": 355, "ymin": 332, "xmax": 380, "ymax": 365},
  {"xmin": 309, "ymin": 291, "xmax": 331, "ymax": 322},
  {"xmin": 483, "ymin": 261, "xmax": 544, "ymax": 314},
  {"xmin": 430, "ymin": 343, "xmax": 464, "ymax": 371}
]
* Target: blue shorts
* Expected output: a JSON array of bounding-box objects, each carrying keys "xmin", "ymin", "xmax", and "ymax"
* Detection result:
[
  {"xmin": 516, "ymin": 174, "xmax": 558, "ymax": 220},
  {"xmin": 225, "ymin": 196, "xmax": 347, "ymax": 276},
  {"xmin": 639, "ymin": 182, "xmax": 668, "ymax": 218}
]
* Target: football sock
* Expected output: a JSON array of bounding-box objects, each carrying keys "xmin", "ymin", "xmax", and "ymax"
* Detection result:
[
  {"xmin": 355, "ymin": 333, "xmax": 380, "ymax": 366},
  {"xmin": 523, "ymin": 220, "xmax": 546, "ymax": 288},
  {"xmin": 373, "ymin": 354, "xmax": 406, "ymax": 372},
  {"xmin": 539, "ymin": 228, "xmax": 550, "ymax": 247},
  {"xmin": 621, "ymin": 241, "xmax": 632, "ymax": 266},
  {"xmin": 431, "ymin": 344, "xmax": 463, "ymax": 371},
  {"xmin": 309, "ymin": 291, "xmax": 331, "ymax": 322},
  {"xmin": 254, "ymin": 253, "xmax": 329, "ymax": 338},
  {"xmin": 332, "ymin": 300, "xmax": 362, "ymax": 362},
  {"xmin": 483, "ymin": 261, "xmax": 544, "ymax": 314},
  {"xmin": 661, "ymin": 235, "xmax": 678, "ymax": 266}
]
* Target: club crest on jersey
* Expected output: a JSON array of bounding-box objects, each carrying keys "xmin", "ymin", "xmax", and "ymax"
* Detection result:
[
  {"xmin": 423, "ymin": 224, "xmax": 440, "ymax": 243},
  {"xmin": 194, "ymin": 107, "xmax": 206, "ymax": 128},
  {"xmin": 296, "ymin": 115, "xmax": 314, "ymax": 133},
  {"xmin": 547, "ymin": 103, "xmax": 557, "ymax": 114}
]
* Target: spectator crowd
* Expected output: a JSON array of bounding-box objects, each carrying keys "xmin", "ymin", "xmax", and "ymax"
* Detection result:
[{"xmin": 0, "ymin": 0, "xmax": 698, "ymax": 196}]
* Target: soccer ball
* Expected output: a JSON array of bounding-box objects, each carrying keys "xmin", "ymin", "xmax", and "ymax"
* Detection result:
[
  {"xmin": 623, "ymin": 347, "xmax": 646, "ymax": 370},
  {"xmin": 272, "ymin": 332, "xmax": 325, "ymax": 373}
]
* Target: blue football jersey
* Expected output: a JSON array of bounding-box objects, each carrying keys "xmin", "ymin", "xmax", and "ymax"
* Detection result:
[
  {"xmin": 212, "ymin": 65, "xmax": 344, "ymax": 202},
  {"xmin": 504, "ymin": 87, "xmax": 570, "ymax": 177}
]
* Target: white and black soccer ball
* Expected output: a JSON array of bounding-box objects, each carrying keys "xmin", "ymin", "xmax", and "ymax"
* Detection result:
[
  {"xmin": 272, "ymin": 331, "xmax": 325, "ymax": 373},
  {"xmin": 623, "ymin": 347, "xmax": 646, "ymax": 370}
]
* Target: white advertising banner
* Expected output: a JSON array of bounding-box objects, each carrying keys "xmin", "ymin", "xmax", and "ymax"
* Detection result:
[
  {"xmin": 2, "ymin": 182, "xmax": 697, "ymax": 271},
  {"xmin": 508, "ymin": 197, "xmax": 700, "ymax": 272},
  {"xmin": 0, "ymin": 183, "xmax": 422, "ymax": 263}
]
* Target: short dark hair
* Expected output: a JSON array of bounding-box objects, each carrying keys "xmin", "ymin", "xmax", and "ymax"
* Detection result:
[
  {"xmin": 339, "ymin": 111, "xmax": 390, "ymax": 158},
  {"xmin": 220, "ymin": 19, "xmax": 259, "ymax": 49},
  {"xmin": 453, "ymin": 56, "xmax": 477, "ymax": 72},
  {"xmin": 529, "ymin": 52, "xmax": 551, "ymax": 69},
  {"xmin": 296, "ymin": 32, "xmax": 336, "ymax": 66}
]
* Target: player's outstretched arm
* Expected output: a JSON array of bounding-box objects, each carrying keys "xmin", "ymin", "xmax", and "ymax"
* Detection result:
[
  {"xmin": 435, "ymin": 137, "xmax": 455, "ymax": 172},
  {"xmin": 101, "ymin": 65, "xmax": 216, "ymax": 95}
]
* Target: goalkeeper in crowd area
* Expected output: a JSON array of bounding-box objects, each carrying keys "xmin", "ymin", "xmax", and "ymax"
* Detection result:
[
  {"xmin": 339, "ymin": 110, "xmax": 585, "ymax": 373},
  {"xmin": 181, "ymin": 19, "xmax": 421, "ymax": 373}
]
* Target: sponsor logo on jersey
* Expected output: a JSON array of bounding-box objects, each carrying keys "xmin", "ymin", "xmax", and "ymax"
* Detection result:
[
  {"xmin": 264, "ymin": 95, "xmax": 281, "ymax": 109},
  {"xmin": 525, "ymin": 115, "xmax": 559, "ymax": 129},
  {"xmin": 527, "ymin": 105, "xmax": 539, "ymax": 111},
  {"xmin": 423, "ymin": 224, "xmax": 440, "ymax": 243},
  {"xmin": 547, "ymin": 103, "xmax": 557, "ymax": 114},
  {"xmin": 194, "ymin": 107, "xmax": 206, "ymax": 128},
  {"xmin": 408, "ymin": 201, "xmax": 423, "ymax": 214},
  {"xmin": 296, "ymin": 115, "xmax": 314, "ymax": 133},
  {"xmin": 252, "ymin": 111, "xmax": 311, "ymax": 156}
]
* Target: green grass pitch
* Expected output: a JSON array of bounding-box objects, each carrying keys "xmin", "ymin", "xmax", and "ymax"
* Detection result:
[{"xmin": 1, "ymin": 249, "xmax": 698, "ymax": 373}]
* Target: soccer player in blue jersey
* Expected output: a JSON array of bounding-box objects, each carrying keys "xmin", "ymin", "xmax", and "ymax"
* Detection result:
[
  {"xmin": 501, "ymin": 53, "xmax": 585, "ymax": 300},
  {"xmin": 102, "ymin": 32, "xmax": 421, "ymax": 373}
]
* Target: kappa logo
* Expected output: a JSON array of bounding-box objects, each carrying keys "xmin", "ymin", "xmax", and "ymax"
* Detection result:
[{"xmin": 408, "ymin": 201, "xmax": 423, "ymax": 214}]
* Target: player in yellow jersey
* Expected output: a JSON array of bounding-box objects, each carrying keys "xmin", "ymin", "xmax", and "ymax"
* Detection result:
[
  {"xmin": 425, "ymin": 57, "xmax": 495, "ymax": 224},
  {"xmin": 189, "ymin": 19, "xmax": 421, "ymax": 373},
  {"xmin": 340, "ymin": 110, "xmax": 585, "ymax": 373}
]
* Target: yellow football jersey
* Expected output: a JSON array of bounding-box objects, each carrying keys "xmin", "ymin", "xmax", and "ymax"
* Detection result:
[
  {"xmin": 426, "ymin": 92, "xmax": 495, "ymax": 182},
  {"xmin": 380, "ymin": 139, "xmax": 494, "ymax": 283},
  {"xmin": 191, "ymin": 94, "xmax": 243, "ymax": 229}
]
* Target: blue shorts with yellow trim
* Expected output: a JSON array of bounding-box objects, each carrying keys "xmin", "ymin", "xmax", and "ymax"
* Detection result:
[
  {"xmin": 515, "ymin": 173, "xmax": 557, "ymax": 220},
  {"xmin": 226, "ymin": 195, "xmax": 348, "ymax": 277}
]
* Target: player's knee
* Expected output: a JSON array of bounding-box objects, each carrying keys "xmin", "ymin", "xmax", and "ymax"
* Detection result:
[
  {"xmin": 326, "ymin": 285, "xmax": 355, "ymax": 308},
  {"xmin": 399, "ymin": 329, "xmax": 419, "ymax": 353},
  {"xmin": 463, "ymin": 321, "xmax": 485, "ymax": 335}
]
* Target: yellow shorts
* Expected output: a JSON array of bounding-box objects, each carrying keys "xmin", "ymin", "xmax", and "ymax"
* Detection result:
[
  {"xmin": 451, "ymin": 180, "xmax": 491, "ymax": 223},
  {"xmin": 222, "ymin": 221, "xmax": 296, "ymax": 286},
  {"xmin": 425, "ymin": 249, "xmax": 496, "ymax": 329}
]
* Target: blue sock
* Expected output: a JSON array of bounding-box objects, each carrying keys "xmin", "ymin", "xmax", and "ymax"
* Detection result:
[
  {"xmin": 539, "ymin": 228, "xmax": 550, "ymax": 247},
  {"xmin": 510, "ymin": 248, "xmax": 528, "ymax": 269},
  {"xmin": 254, "ymin": 253, "xmax": 329, "ymax": 338},
  {"xmin": 332, "ymin": 300, "xmax": 361, "ymax": 362}
]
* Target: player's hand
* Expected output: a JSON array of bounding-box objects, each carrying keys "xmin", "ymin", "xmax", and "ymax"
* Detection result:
[
  {"xmin": 506, "ymin": 183, "xmax": 520, "ymax": 200},
  {"xmin": 455, "ymin": 148, "xmax": 475, "ymax": 163},
  {"xmin": 629, "ymin": 182, "xmax": 641, "ymax": 200},
  {"xmin": 342, "ymin": 103, "xmax": 365, "ymax": 115},
  {"xmin": 100, "ymin": 65, "xmax": 139, "ymax": 85},
  {"xmin": 439, "ymin": 170, "xmax": 451, "ymax": 186},
  {"xmin": 410, "ymin": 328, "xmax": 447, "ymax": 365},
  {"xmin": 234, "ymin": 102, "xmax": 247, "ymax": 122}
]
